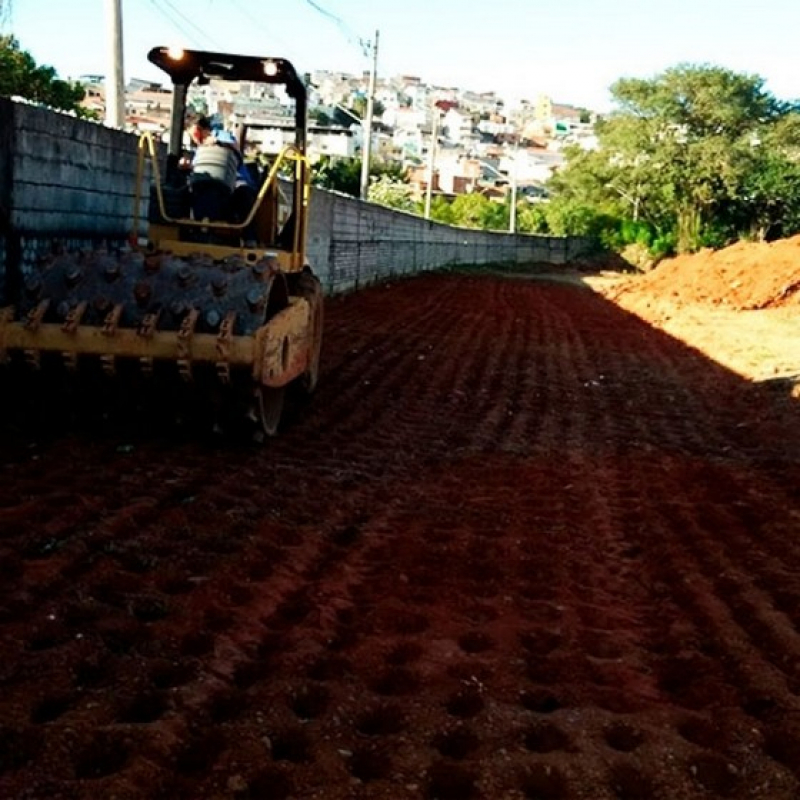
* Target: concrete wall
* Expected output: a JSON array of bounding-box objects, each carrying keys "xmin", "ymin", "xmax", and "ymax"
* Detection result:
[
  {"xmin": 0, "ymin": 100, "xmax": 593, "ymax": 305},
  {"xmin": 308, "ymin": 190, "xmax": 590, "ymax": 294},
  {"xmin": 0, "ymin": 99, "xmax": 148, "ymax": 305}
]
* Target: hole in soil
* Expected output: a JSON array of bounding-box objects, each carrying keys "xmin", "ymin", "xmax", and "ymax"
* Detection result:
[
  {"xmin": 100, "ymin": 623, "xmax": 151, "ymax": 655},
  {"xmin": 519, "ymin": 689, "xmax": 563, "ymax": 714},
  {"xmin": 371, "ymin": 668, "xmax": 420, "ymax": 697},
  {"xmin": 256, "ymin": 632, "xmax": 284, "ymax": 662},
  {"xmin": 592, "ymin": 689, "xmax": 643, "ymax": 715},
  {"xmin": 689, "ymin": 753, "xmax": 739, "ymax": 796},
  {"xmin": 348, "ymin": 746, "xmax": 392, "ymax": 781},
  {"xmin": 289, "ymin": 684, "xmax": 330, "ymax": 720},
  {"xmin": 21, "ymin": 536, "xmax": 64, "ymax": 560},
  {"xmin": 270, "ymin": 729, "xmax": 312, "ymax": 763},
  {"xmin": 741, "ymin": 691, "xmax": 779, "ymax": 721},
  {"xmin": 116, "ymin": 550, "xmax": 156, "ymax": 574},
  {"xmin": 228, "ymin": 585, "xmax": 253, "ymax": 606},
  {"xmin": 519, "ymin": 763, "xmax": 568, "ymax": 799},
  {"xmin": 657, "ymin": 655, "xmax": 722, "ymax": 709},
  {"xmin": 326, "ymin": 625, "xmax": 359, "ymax": 652},
  {"xmin": 432, "ymin": 727, "xmax": 480, "ymax": 760},
  {"xmin": 0, "ymin": 725, "xmax": 42, "ymax": 772},
  {"xmin": 523, "ymin": 721, "xmax": 572, "ymax": 753},
  {"xmin": 30, "ymin": 695, "xmax": 73, "ymax": 725},
  {"xmin": 676, "ymin": 717, "xmax": 720, "ymax": 749},
  {"xmin": 445, "ymin": 688, "xmax": 485, "ymax": 719},
  {"xmin": 355, "ymin": 704, "xmax": 406, "ymax": 737},
  {"xmin": 609, "ymin": 762, "xmax": 654, "ymax": 800},
  {"xmin": 425, "ymin": 761, "xmax": 477, "ymax": 799},
  {"xmin": 61, "ymin": 598, "xmax": 101, "ymax": 627},
  {"xmin": 332, "ymin": 524, "xmax": 360, "ymax": 548},
  {"xmin": 604, "ymin": 722, "xmax": 645, "ymax": 753},
  {"xmin": 180, "ymin": 631, "xmax": 215, "ymax": 657},
  {"xmin": 117, "ymin": 691, "xmax": 168, "ymax": 724},
  {"xmin": 73, "ymin": 733, "xmax": 129, "ymax": 779},
  {"xmin": 446, "ymin": 663, "xmax": 492, "ymax": 683},
  {"xmin": 620, "ymin": 545, "xmax": 642, "ymax": 561},
  {"xmin": 525, "ymin": 656, "xmax": 559, "ymax": 684},
  {"xmin": 247, "ymin": 767, "xmax": 295, "ymax": 799},
  {"xmin": 306, "ymin": 655, "xmax": 351, "ymax": 682},
  {"xmin": 157, "ymin": 573, "xmax": 194, "ymax": 595},
  {"xmin": 385, "ymin": 641, "xmax": 424, "ymax": 665},
  {"xmin": 247, "ymin": 555, "xmax": 279, "ymax": 581},
  {"xmin": 232, "ymin": 661, "xmax": 265, "ymax": 690},
  {"xmin": 74, "ymin": 655, "xmax": 115, "ymax": 688},
  {"xmin": 457, "ymin": 631, "xmax": 494, "ymax": 654},
  {"xmin": 272, "ymin": 594, "xmax": 312, "ymax": 627},
  {"xmin": 336, "ymin": 606, "xmax": 357, "ymax": 626},
  {"xmin": 175, "ymin": 731, "xmax": 225, "ymax": 775},
  {"xmin": 763, "ymin": 724, "xmax": 800, "ymax": 776},
  {"xmin": 26, "ymin": 628, "xmax": 71, "ymax": 652},
  {"xmin": 583, "ymin": 632, "xmax": 624, "ymax": 660},
  {"xmin": 464, "ymin": 604, "xmax": 500, "ymax": 624},
  {"xmin": 208, "ymin": 689, "xmax": 247, "ymax": 724},
  {"xmin": 519, "ymin": 629, "xmax": 561, "ymax": 657},
  {"xmin": 0, "ymin": 551, "xmax": 24, "ymax": 579},
  {"xmin": 89, "ymin": 580, "xmax": 128, "ymax": 608},
  {"xmin": 150, "ymin": 660, "xmax": 195, "ymax": 689},
  {"xmin": 129, "ymin": 594, "xmax": 170, "ymax": 622},
  {"xmin": 204, "ymin": 606, "xmax": 233, "ymax": 632},
  {"xmin": 387, "ymin": 609, "xmax": 429, "ymax": 635}
]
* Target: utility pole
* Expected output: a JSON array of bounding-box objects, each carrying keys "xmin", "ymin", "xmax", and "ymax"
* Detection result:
[
  {"xmin": 509, "ymin": 140, "xmax": 519, "ymax": 233},
  {"xmin": 359, "ymin": 29, "xmax": 379, "ymax": 202},
  {"xmin": 424, "ymin": 106, "xmax": 439, "ymax": 219},
  {"xmin": 105, "ymin": 0, "xmax": 125, "ymax": 128}
]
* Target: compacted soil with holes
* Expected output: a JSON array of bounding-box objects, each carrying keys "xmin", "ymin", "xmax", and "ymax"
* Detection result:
[{"xmin": 1, "ymin": 263, "xmax": 799, "ymax": 800}]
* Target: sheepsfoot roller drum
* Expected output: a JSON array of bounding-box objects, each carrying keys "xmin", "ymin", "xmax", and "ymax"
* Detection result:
[
  {"xmin": 0, "ymin": 47, "xmax": 323, "ymax": 439},
  {"xmin": 0, "ymin": 251, "xmax": 323, "ymax": 438}
]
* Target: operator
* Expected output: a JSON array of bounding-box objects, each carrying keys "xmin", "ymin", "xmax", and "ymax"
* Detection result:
[{"xmin": 179, "ymin": 114, "xmax": 214, "ymax": 170}]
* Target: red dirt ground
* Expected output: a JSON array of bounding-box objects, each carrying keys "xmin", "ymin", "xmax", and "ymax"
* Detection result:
[{"xmin": 1, "ymin": 242, "xmax": 799, "ymax": 800}]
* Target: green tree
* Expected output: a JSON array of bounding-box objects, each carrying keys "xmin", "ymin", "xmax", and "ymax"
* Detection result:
[
  {"xmin": 516, "ymin": 202, "xmax": 549, "ymax": 234},
  {"xmin": 368, "ymin": 174, "xmax": 415, "ymax": 211},
  {"xmin": 312, "ymin": 155, "xmax": 362, "ymax": 196},
  {"xmin": 549, "ymin": 63, "xmax": 800, "ymax": 253},
  {"xmin": 481, "ymin": 198, "xmax": 510, "ymax": 231},
  {"xmin": 0, "ymin": 35, "xmax": 90, "ymax": 116},
  {"xmin": 351, "ymin": 94, "xmax": 385, "ymax": 120},
  {"xmin": 450, "ymin": 193, "xmax": 489, "ymax": 228},
  {"xmin": 312, "ymin": 156, "xmax": 407, "ymax": 199},
  {"xmin": 428, "ymin": 195, "xmax": 456, "ymax": 225},
  {"xmin": 310, "ymin": 108, "xmax": 332, "ymax": 126}
]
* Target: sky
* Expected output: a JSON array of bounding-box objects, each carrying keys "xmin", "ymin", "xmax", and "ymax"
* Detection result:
[{"xmin": 3, "ymin": 0, "xmax": 799, "ymax": 112}]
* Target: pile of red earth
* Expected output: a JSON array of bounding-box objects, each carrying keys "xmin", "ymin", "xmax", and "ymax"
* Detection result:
[{"xmin": 622, "ymin": 235, "xmax": 800, "ymax": 310}]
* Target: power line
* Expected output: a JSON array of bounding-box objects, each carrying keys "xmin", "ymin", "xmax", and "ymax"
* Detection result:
[
  {"xmin": 146, "ymin": 0, "xmax": 220, "ymax": 50},
  {"xmin": 302, "ymin": 0, "xmax": 370, "ymax": 57},
  {"xmin": 226, "ymin": 0, "xmax": 297, "ymax": 55},
  {"xmin": 160, "ymin": 0, "xmax": 221, "ymax": 47}
]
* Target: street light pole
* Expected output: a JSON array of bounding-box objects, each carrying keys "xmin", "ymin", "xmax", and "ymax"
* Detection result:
[
  {"xmin": 424, "ymin": 106, "xmax": 439, "ymax": 219},
  {"xmin": 509, "ymin": 141, "xmax": 519, "ymax": 233},
  {"xmin": 359, "ymin": 29, "xmax": 379, "ymax": 201},
  {"xmin": 105, "ymin": 0, "xmax": 125, "ymax": 128}
]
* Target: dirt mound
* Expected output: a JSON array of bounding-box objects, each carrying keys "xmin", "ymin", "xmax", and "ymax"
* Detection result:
[{"xmin": 622, "ymin": 235, "xmax": 800, "ymax": 310}]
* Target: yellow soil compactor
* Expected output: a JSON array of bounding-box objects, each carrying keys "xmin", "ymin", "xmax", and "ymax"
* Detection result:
[{"xmin": 0, "ymin": 47, "xmax": 323, "ymax": 439}]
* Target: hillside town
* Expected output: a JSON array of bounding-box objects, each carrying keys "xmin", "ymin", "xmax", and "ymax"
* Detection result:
[{"xmin": 78, "ymin": 67, "xmax": 598, "ymax": 204}]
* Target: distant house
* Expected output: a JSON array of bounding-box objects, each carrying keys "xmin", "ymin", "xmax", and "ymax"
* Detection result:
[{"xmin": 442, "ymin": 107, "xmax": 475, "ymax": 147}]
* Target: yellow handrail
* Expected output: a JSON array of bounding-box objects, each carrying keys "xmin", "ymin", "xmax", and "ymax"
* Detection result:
[{"xmin": 132, "ymin": 132, "xmax": 311, "ymax": 270}]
